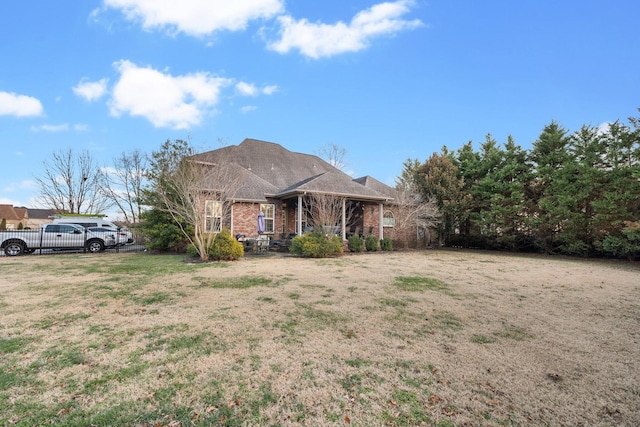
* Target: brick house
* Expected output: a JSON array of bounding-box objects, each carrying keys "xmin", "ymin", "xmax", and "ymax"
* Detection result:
[
  {"xmin": 190, "ymin": 139, "xmax": 422, "ymax": 247},
  {"xmin": 0, "ymin": 205, "xmax": 64, "ymax": 230},
  {"xmin": 0, "ymin": 204, "xmax": 28, "ymax": 229}
]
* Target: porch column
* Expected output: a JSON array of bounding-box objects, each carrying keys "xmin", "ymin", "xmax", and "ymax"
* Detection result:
[
  {"xmin": 230, "ymin": 203, "xmax": 234, "ymax": 236},
  {"xmin": 378, "ymin": 202, "xmax": 384, "ymax": 239},
  {"xmin": 297, "ymin": 194, "xmax": 303, "ymax": 236},
  {"xmin": 341, "ymin": 198, "xmax": 346, "ymax": 240}
]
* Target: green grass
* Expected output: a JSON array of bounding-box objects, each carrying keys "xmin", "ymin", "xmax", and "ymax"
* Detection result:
[
  {"xmin": 131, "ymin": 291, "xmax": 174, "ymax": 305},
  {"xmin": 380, "ymin": 389, "xmax": 433, "ymax": 426},
  {"xmin": 40, "ymin": 345, "xmax": 86, "ymax": 369},
  {"xmin": 471, "ymin": 334, "xmax": 497, "ymax": 344},
  {"xmin": 0, "ymin": 369, "xmax": 19, "ymax": 391},
  {"xmin": 412, "ymin": 311, "xmax": 464, "ymax": 338},
  {"xmin": 379, "ymin": 297, "xmax": 409, "ymax": 308},
  {"xmin": 393, "ymin": 275, "xmax": 451, "ymax": 293},
  {"xmin": 0, "ymin": 337, "xmax": 33, "ymax": 354},
  {"xmin": 345, "ymin": 358, "xmax": 372, "ymax": 368},
  {"xmin": 30, "ymin": 312, "xmax": 91, "ymax": 330},
  {"xmin": 196, "ymin": 275, "xmax": 273, "ymax": 289},
  {"xmin": 495, "ymin": 323, "xmax": 532, "ymax": 341}
]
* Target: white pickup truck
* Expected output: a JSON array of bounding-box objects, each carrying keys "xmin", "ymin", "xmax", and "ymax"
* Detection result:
[{"xmin": 0, "ymin": 223, "xmax": 116, "ymax": 256}]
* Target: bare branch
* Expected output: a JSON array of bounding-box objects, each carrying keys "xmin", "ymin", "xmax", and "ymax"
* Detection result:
[
  {"xmin": 388, "ymin": 182, "xmax": 441, "ymax": 244},
  {"xmin": 316, "ymin": 143, "xmax": 348, "ymax": 171},
  {"xmin": 101, "ymin": 150, "xmax": 148, "ymax": 223},
  {"xmin": 150, "ymin": 141, "xmax": 242, "ymax": 261},
  {"xmin": 305, "ymin": 193, "xmax": 355, "ymax": 235},
  {"xmin": 35, "ymin": 148, "xmax": 112, "ymax": 214}
]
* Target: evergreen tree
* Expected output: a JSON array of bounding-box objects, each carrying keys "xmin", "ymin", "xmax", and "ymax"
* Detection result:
[
  {"xmin": 595, "ymin": 119, "xmax": 640, "ymax": 256},
  {"xmin": 471, "ymin": 135, "xmax": 505, "ymax": 247},
  {"xmin": 559, "ymin": 124, "xmax": 608, "ymax": 255},
  {"xmin": 528, "ymin": 121, "xmax": 571, "ymax": 253},
  {"xmin": 454, "ymin": 141, "xmax": 483, "ymax": 244},
  {"xmin": 485, "ymin": 136, "xmax": 532, "ymax": 250},
  {"xmin": 414, "ymin": 153, "xmax": 466, "ymax": 246}
]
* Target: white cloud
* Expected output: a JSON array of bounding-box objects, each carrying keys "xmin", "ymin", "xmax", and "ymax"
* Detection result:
[
  {"xmin": 102, "ymin": 0, "xmax": 284, "ymax": 36},
  {"xmin": 40, "ymin": 124, "xmax": 69, "ymax": 132},
  {"xmin": 109, "ymin": 60, "xmax": 232, "ymax": 129},
  {"xmin": 236, "ymin": 81, "xmax": 278, "ymax": 96},
  {"xmin": 240, "ymin": 105, "xmax": 257, "ymax": 113},
  {"xmin": 0, "ymin": 197, "xmax": 22, "ymax": 205},
  {"xmin": 267, "ymin": 0, "xmax": 422, "ymax": 59},
  {"xmin": 0, "ymin": 91, "xmax": 44, "ymax": 117},
  {"xmin": 262, "ymin": 84, "xmax": 278, "ymax": 95},
  {"xmin": 30, "ymin": 123, "xmax": 88, "ymax": 133},
  {"xmin": 73, "ymin": 78, "xmax": 109, "ymax": 101},
  {"xmin": 236, "ymin": 81, "xmax": 258, "ymax": 96},
  {"xmin": 2, "ymin": 180, "xmax": 36, "ymax": 194}
]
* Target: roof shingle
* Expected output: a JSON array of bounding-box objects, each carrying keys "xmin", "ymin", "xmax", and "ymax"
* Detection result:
[{"xmin": 192, "ymin": 139, "xmax": 394, "ymax": 202}]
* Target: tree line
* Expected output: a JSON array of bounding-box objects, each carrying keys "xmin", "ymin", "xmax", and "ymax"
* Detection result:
[
  {"xmin": 33, "ymin": 109, "xmax": 640, "ymax": 259},
  {"xmin": 403, "ymin": 110, "xmax": 640, "ymax": 259}
]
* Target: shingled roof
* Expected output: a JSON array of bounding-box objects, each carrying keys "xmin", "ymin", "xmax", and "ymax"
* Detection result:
[
  {"xmin": 191, "ymin": 139, "xmax": 394, "ymax": 202},
  {"xmin": 0, "ymin": 204, "xmax": 22, "ymax": 221}
]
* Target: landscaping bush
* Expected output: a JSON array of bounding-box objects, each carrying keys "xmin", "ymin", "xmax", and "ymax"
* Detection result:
[
  {"xmin": 380, "ymin": 237, "xmax": 393, "ymax": 251},
  {"xmin": 209, "ymin": 229, "xmax": 244, "ymax": 261},
  {"xmin": 291, "ymin": 230, "xmax": 344, "ymax": 258},
  {"xmin": 365, "ymin": 235, "xmax": 379, "ymax": 252},
  {"xmin": 347, "ymin": 235, "xmax": 364, "ymax": 252},
  {"xmin": 187, "ymin": 229, "xmax": 244, "ymax": 260}
]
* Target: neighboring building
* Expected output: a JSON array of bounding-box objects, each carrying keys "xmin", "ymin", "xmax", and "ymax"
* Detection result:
[
  {"xmin": 0, "ymin": 204, "xmax": 28, "ymax": 229},
  {"xmin": 189, "ymin": 139, "xmax": 421, "ymax": 247},
  {"xmin": 23, "ymin": 208, "xmax": 65, "ymax": 229},
  {"xmin": 0, "ymin": 205, "xmax": 65, "ymax": 229}
]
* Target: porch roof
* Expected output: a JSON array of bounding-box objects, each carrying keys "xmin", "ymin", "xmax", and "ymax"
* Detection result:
[{"xmin": 275, "ymin": 171, "xmax": 390, "ymax": 201}]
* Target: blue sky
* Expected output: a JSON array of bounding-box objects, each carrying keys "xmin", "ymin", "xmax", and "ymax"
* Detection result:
[{"xmin": 2, "ymin": 0, "xmax": 639, "ymax": 210}]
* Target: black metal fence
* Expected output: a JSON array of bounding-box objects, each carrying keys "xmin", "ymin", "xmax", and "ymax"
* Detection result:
[{"xmin": 0, "ymin": 225, "xmax": 146, "ymax": 257}]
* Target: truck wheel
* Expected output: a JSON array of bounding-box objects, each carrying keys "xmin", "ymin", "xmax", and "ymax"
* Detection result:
[
  {"xmin": 86, "ymin": 239, "xmax": 105, "ymax": 253},
  {"xmin": 4, "ymin": 242, "xmax": 25, "ymax": 256}
]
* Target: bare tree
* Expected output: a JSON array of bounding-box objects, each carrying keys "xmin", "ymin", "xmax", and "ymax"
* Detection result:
[
  {"xmin": 101, "ymin": 150, "xmax": 147, "ymax": 224},
  {"xmin": 389, "ymin": 182, "xmax": 441, "ymax": 247},
  {"xmin": 35, "ymin": 148, "xmax": 112, "ymax": 214},
  {"xmin": 316, "ymin": 143, "xmax": 348, "ymax": 171},
  {"xmin": 150, "ymin": 140, "xmax": 242, "ymax": 261},
  {"xmin": 305, "ymin": 193, "xmax": 356, "ymax": 236}
]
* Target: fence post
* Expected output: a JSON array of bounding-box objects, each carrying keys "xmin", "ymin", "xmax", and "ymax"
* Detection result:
[{"xmin": 38, "ymin": 227, "xmax": 44, "ymax": 255}]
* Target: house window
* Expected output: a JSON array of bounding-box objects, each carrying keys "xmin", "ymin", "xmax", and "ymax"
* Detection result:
[
  {"xmin": 383, "ymin": 210, "xmax": 396, "ymax": 227},
  {"xmin": 260, "ymin": 204, "xmax": 275, "ymax": 233},
  {"xmin": 205, "ymin": 200, "xmax": 222, "ymax": 232}
]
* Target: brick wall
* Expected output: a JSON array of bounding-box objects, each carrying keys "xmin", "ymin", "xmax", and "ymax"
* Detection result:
[
  {"xmin": 362, "ymin": 202, "xmax": 380, "ymax": 237},
  {"xmin": 231, "ymin": 199, "xmax": 283, "ymax": 238},
  {"xmin": 230, "ymin": 199, "xmax": 426, "ymax": 248},
  {"xmin": 361, "ymin": 203, "xmax": 424, "ymax": 248}
]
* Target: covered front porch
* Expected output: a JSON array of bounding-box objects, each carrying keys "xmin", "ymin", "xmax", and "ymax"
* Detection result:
[{"xmin": 278, "ymin": 193, "xmax": 388, "ymax": 241}]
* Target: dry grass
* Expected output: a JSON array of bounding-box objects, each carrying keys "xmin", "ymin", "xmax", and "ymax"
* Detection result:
[{"xmin": 0, "ymin": 250, "xmax": 639, "ymax": 426}]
